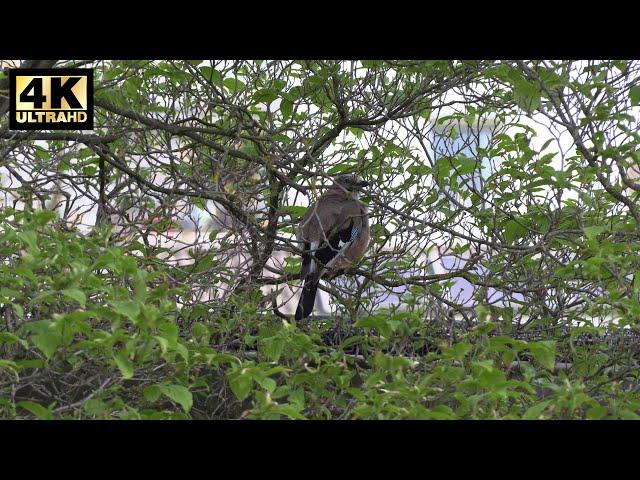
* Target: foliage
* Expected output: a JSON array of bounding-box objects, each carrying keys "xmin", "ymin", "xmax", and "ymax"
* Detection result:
[{"xmin": 0, "ymin": 213, "xmax": 636, "ymax": 419}]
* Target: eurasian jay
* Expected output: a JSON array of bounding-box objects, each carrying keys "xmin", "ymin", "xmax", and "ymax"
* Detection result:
[{"xmin": 295, "ymin": 174, "xmax": 370, "ymax": 320}]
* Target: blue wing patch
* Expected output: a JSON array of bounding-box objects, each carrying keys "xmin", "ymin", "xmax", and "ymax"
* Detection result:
[{"xmin": 350, "ymin": 222, "xmax": 361, "ymax": 242}]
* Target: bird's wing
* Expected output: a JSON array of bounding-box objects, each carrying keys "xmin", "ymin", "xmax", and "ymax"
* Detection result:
[
  {"xmin": 309, "ymin": 202, "xmax": 368, "ymax": 277},
  {"xmin": 298, "ymin": 192, "xmax": 368, "ymax": 275}
]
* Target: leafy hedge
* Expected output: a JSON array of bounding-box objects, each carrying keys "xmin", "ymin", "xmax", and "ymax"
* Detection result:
[{"xmin": 1, "ymin": 210, "xmax": 639, "ymax": 419}]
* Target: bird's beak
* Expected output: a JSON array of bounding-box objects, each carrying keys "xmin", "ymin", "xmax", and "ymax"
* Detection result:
[{"xmin": 358, "ymin": 180, "xmax": 369, "ymax": 188}]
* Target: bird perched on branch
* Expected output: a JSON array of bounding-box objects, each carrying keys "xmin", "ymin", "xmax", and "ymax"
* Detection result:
[{"xmin": 295, "ymin": 174, "xmax": 370, "ymax": 321}]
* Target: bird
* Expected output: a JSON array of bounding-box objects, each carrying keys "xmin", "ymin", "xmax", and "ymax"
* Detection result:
[{"xmin": 295, "ymin": 173, "xmax": 370, "ymax": 321}]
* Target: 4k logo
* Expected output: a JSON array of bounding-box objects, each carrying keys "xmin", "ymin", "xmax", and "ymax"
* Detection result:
[{"xmin": 9, "ymin": 68, "xmax": 93, "ymax": 130}]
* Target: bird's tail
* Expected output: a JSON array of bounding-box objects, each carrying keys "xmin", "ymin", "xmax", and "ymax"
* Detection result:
[{"xmin": 295, "ymin": 271, "xmax": 320, "ymax": 321}]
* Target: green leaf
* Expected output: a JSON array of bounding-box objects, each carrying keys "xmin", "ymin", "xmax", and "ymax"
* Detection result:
[
  {"xmin": 349, "ymin": 127, "xmax": 364, "ymax": 139},
  {"xmin": 584, "ymin": 225, "xmax": 606, "ymax": 240},
  {"xmin": 174, "ymin": 342, "xmax": 189, "ymax": 362},
  {"xmin": 110, "ymin": 301, "xmax": 140, "ymax": 322},
  {"xmin": 619, "ymin": 409, "xmax": 640, "ymax": 420},
  {"xmin": 281, "ymin": 205, "xmax": 308, "ymax": 218},
  {"xmin": 504, "ymin": 219, "xmax": 527, "ymax": 244},
  {"xmin": 528, "ymin": 340, "xmax": 556, "ymax": 370},
  {"xmin": 272, "ymin": 79, "xmax": 286, "ymax": 91},
  {"xmin": 253, "ymin": 88, "xmax": 278, "ymax": 104},
  {"xmin": 193, "ymin": 254, "xmax": 215, "ymax": 273},
  {"xmin": 18, "ymin": 401, "xmax": 54, "ymax": 420},
  {"xmin": 84, "ymin": 399, "xmax": 106, "ymax": 416},
  {"xmin": 60, "ymin": 288, "xmax": 86, "ymax": 307},
  {"xmin": 113, "ymin": 350, "xmax": 134, "ymax": 379},
  {"xmin": 254, "ymin": 376, "xmax": 277, "ymax": 393},
  {"xmin": 123, "ymin": 78, "xmax": 142, "ymax": 98},
  {"xmin": 0, "ymin": 332, "xmax": 28, "ymax": 348},
  {"xmin": 224, "ymin": 77, "xmax": 245, "ymax": 92},
  {"xmin": 630, "ymin": 86, "xmax": 640, "ymax": 106},
  {"xmin": 31, "ymin": 329, "xmax": 62, "ymax": 359},
  {"xmin": 538, "ymin": 68, "xmax": 568, "ymax": 90},
  {"xmin": 523, "ymin": 400, "xmax": 552, "ymax": 420},
  {"xmin": 512, "ymin": 77, "xmax": 541, "ymax": 112},
  {"xmin": 453, "ymin": 155, "xmax": 477, "ymax": 176},
  {"xmin": 143, "ymin": 385, "xmax": 162, "ymax": 402},
  {"xmin": 302, "ymin": 75, "xmax": 326, "ymax": 92},
  {"xmin": 205, "ymin": 352, "xmax": 240, "ymax": 366},
  {"xmin": 10, "ymin": 303, "xmax": 24, "ymax": 319},
  {"xmin": 15, "ymin": 359, "xmax": 45, "ymax": 369},
  {"xmin": 283, "ymin": 257, "xmax": 301, "ymax": 275},
  {"xmin": 199, "ymin": 66, "xmax": 223, "ymax": 87},
  {"xmin": 277, "ymin": 405, "xmax": 307, "ymax": 420},
  {"xmin": 229, "ymin": 372, "xmax": 253, "ymax": 401},
  {"xmin": 327, "ymin": 164, "xmax": 355, "ymax": 175},
  {"xmin": 448, "ymin": 342, "xmax": 472, "ymax": 361},
  {"xmin": 281, "ymin": 98, "xmax": 293, "ymax": 119},
  {"xmin": 435, "ymin": 157, "xmax": 453, "ymax": 184},
  {"xmin": 354, "ymin": 315, "xmax": 398, "ymax": 337},
  {"xmin": 0, "ymin": 359, "xmax": 18, "ymax": 374},
  {"xmin": 263, "ymin": 338, "xmax": 285, "ymax": 362},
  {"xmin": 154, "ymin": 335, "xmax": 169, "ymax": 355},
  {"xmin": 158, "ymin": 323, "xmax": 179, "ymax": 345},
  {"xmin": 159, "ymin": 384, "xmax": 193, "ymax": 413},
  {"xmin": 17, "ymin": 231, "xmax": 39, "ymax": 252},
  {"xmin": 586, "ymin": 405, "xmax": 608, "ymax": 420}
]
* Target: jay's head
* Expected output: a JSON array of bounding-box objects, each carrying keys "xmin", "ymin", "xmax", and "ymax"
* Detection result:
[{"xmin": 332, "ymin": 174, "xmax": 369, "ymax": 192}]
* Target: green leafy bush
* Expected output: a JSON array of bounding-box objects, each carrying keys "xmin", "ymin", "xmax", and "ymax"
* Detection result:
[{"xmin": 1, "ymin": 209, "xmax": 639, "ymax": 419}]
